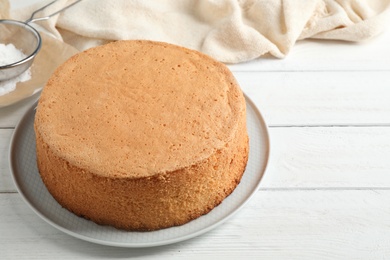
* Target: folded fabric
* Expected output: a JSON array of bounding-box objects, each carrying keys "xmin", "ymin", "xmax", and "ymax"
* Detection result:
[
  {"xmin": 9, "ymin": 0, "xmax": 390, "ymax": 63},
  {"xmin": 0, "ymin": 0, "xmax": 9, "ymax": 19}
]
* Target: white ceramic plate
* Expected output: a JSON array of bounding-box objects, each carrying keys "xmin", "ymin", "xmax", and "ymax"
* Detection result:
[{"xmin": 9, "ymin": 95, "xmax": 270, "ymax": 248}]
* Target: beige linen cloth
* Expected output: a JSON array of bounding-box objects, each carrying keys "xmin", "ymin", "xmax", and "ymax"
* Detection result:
[{"xmin": 6, "ymin": 0, "xmax": 390, "ymax": 63}]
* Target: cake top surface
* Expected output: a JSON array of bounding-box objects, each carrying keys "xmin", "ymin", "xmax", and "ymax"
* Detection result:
[{"xmin": 35, "ymin": 40, "xmax": 246, "ymax": 178}]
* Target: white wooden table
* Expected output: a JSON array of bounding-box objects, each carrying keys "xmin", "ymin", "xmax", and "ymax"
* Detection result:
[{"xmin": 2, "ymin": 1, "xmax": 390, "ymax": 259}]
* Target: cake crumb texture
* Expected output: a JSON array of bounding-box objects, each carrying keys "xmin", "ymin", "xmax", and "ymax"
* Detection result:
[{"xmin": 34, "ymin": 40, "xmax": 249, "ymax": 231}]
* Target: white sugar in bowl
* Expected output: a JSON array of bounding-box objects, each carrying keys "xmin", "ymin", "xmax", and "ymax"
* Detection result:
[{"xmin": 0, "ymin": 20, "xmax": 41, "ymax": 81}]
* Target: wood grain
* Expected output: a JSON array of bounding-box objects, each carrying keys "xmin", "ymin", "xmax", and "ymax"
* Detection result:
[
  {"xmin": 2, "ymin": 190, "xmax": 390, "ymax": 259},
  {"xmin": 263, "ymin": 127, "xmax": 390, "ymax": 188},
  {"xmin": 237, "ymin": 71, "xmax": 390, "ymax": 126}
]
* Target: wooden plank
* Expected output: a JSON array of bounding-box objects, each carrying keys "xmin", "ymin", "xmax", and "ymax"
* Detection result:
[
  {"xmin": 236, "ymin": 71, "xmax": 390, "ymax": 126},
  {"xmin": 2, "ymin": 126, "xmax": 390, "ymax": 193},
  {"xmin": 262, "ymin": 127, "xmax": 390, "ymax": 188},
  {"xmin": 2, "ymin": 190, "xmax": 390, "ymax": 259}
]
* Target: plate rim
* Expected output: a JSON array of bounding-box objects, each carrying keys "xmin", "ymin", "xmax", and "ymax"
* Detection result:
[{"xmin": 8, "ymin": 93, "xmax": 271, "ymax": 248}]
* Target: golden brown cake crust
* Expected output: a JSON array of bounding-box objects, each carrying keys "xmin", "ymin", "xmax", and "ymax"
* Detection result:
[{"xmin": 34, "ymin": 40, "xmax": 249, "ymax": 231}]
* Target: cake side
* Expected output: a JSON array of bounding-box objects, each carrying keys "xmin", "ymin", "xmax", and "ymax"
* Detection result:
[{"xmin": 35, "ymin": 112, "xmax": 248, "ymax": 231}]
